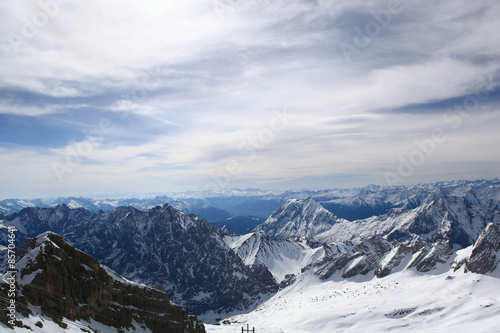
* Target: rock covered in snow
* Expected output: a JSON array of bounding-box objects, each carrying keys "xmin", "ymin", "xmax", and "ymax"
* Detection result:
[
  {"xmin": 255, "ymin": 198, "xmax": 346, "ymax": 243},
  {"xmin": 458, "ymin": 222, "xmax": 500, "ymax": 274},
  {"xmin": 0, "ymin": 232, "xmax": 206, "ymax": 333},
  {"xmin": 224, "ymin": 232, "xmax": 327, "ymax": 282}
]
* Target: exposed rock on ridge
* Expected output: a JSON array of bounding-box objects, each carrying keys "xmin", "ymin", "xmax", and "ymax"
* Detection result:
[
  {"xmin": 456, "ymin": 222, "xmax": 500, "ymax": 274},
  {"xmin": 1, "ymin": 232, "xmax": 205, "ymax": 333}
]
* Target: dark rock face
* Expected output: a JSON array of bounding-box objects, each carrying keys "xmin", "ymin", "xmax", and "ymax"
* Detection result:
[
  {"xmin": 1, "ymin": 204, "xmax": 278, "ymax": 315},
  {"xmin": 2, "ymin": 232, "xmax": 205, "ymax": 333},
  {"xmin": 341, "ymin": 239, "xmax": 393, "ymax": 278},
  {"xmin": 0, "ymin": 204, "xmax": 94, "ymax": 245},
  {"xmin": 311, "ymin": 238, "xmax": 393, "ymax": 280},
  {"xmin": 462, "ymin": 223, "xmax": 500, "ymax": 274},
  {"xmin": 374, "ymin": 244, "xmax": 411, "ymax": 278},
  {"xmin": 407, "ymin": 240, "xmax": 455, "ymax": 272},
  {"xmin": 311, "ymin": 238, "xmax": 455, "ymax": 280},
  {"xmin": 72, "ymin": 205, "xmax": 277, "ymax": 315}
]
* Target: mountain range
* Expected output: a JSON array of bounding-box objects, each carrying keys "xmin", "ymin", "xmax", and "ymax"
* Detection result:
[
  {"xmin": 1, "ymin": 179, "xmax": 500, "ymax": 331},
  {"xmin": 0, "ymin": 204, "xmax": 277, "ymax": 319},
  {"xmin": 2, "ymin": 179, "xmax": 499, "ymax": 220}
]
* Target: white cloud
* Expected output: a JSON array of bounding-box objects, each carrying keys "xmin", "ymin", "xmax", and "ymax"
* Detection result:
[{"xmin": 0, "ymin": 0, "xmax": 499, "ymax": 196}]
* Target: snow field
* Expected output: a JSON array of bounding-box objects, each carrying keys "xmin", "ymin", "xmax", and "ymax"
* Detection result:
[{"xmin": 206, "ymin": 269, "xmax": 500, "ymax": 333}]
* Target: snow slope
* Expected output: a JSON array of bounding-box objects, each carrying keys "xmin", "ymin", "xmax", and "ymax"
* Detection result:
[
  {"xmin": 224, "ymin": 232, "xmax": 326, "ymax": 282},
  {"xmin": 206, "ymin": 267, "xmax": 500, "ymax": 333},
  {"xmin": 207, "ymin": 230, "xmax": 500, "ymax": 333},
  {"xmin": 0, "ymin": 315, "xmax": 153, "ymax": 333}
]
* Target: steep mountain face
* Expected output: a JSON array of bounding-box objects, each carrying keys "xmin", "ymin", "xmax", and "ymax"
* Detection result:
[
  {"xmin": 302, "ymin": 238, "xmax": 456, "ymax": 281},
  {"xmin": 77, "ymin": 205, "xmax": 277, "ymax": 315},
  {"xmin": 456, "ymin": 222, "xmax": 500, "ymax": 274},
  {"xmin": 310, "ymin": 238, "xmax": 394, "ymax": 280},
  {"xmin": 357, "ymin": 196, "xmax": 499, "ymax": 247},
  {"xmin": 255, "ymin": 198, "xmax": 346, "ymax": 243},
  {"xmin": 1, "ymin": 205, "xmax": 278, "ymax": 316},
  {"xmin": 224, "ymin": 232, "xmax": 327, "ymax": 282},
  {"xmin": 0, "ymin": 204, "xmax": 94, "ymax": 245},
  {"xmin": 399, "ymin": 196, "xmax": 496, "ymax": 246},
  {"xmin": 0, "ymin": 232, "xmax": 205, "ymax": 333}
]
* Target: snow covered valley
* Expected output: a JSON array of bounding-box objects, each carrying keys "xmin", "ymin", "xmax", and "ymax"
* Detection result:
[{"xmin": 206, "ymin": 268, "xmax": 500, "ymax": 333}]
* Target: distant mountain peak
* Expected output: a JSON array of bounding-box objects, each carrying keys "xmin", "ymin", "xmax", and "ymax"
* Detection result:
[{"xmin": 255, "ymin": 198, "xmax": 344, "ymax": 242}]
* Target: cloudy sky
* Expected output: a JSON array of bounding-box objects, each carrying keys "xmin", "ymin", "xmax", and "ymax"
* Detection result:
[{"xmin": 0, "ymin": 0, "xmax": 499, "ymax": 199}]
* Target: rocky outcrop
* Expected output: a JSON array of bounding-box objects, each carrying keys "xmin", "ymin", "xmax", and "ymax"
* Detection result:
[
  {"xmin": 460, "ymin": 223, "xmax": 500, "ymax": 274},
  {"xmin": 310, "ymin": 238, "xmax": 455, "ymax": 280},
  {"xmin": 2, "ymin": 232, "xmax": 205, "ymax": 333},
  {"xmin": 407, "ymin": 240, "xmax": 454, "ymax": 272}
]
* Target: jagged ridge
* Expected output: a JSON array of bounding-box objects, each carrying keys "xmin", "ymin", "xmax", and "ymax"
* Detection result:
[
  {"xmin": 1, "ymin": 232, "xmax": 205, "ymax": 333},
  {"xmin": 1, "ymin": 204, "xmax": 277, "ymax": 316}
]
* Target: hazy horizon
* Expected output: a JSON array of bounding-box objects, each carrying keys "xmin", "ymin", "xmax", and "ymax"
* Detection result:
[{"xmin": 0, "ymin": 177, "xmax": 498, "ymax": 201}]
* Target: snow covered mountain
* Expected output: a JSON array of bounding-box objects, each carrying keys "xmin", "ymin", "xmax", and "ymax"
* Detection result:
[
  {"xmin": 254, "ymin": 198, "xmax": 347, "ymax": 243},
  {"xmin": 208, "ymin": 256, "xmax": 500, "ymax": 333},
  {"xmin": 455, "ymin": 222, "xmax": 500, "ymax": 274},
  {"xmin": 2, "ymin": 179, "xmax": 500, "ymax": 331},
  {"xmin": 0, "ymin": 199, "xmax": 50, "ymax": 215},
  {"xmin": 0, "ymin": 232, "xmax": 205, "ymax": 333},
  {"xmin": 258, "ymin": 196, "xmax": 500, "ymax": 247},
  {"xmin": 208, "ymin": 222, "xmax": 500, "ymax": 333},
  {"xmin": 223, "ymin": 232, "xmax": 328, "ymax": 283},
  {"xmin": 286, "ymin": 178, "xmax": 500, "ymax": 218},
  {"xmin": 0, "ymin": 205, "xmax": 277, "ymax": 317},
  {"xmin": 2, "ymin": 178, "xmax": 499, "ymax": 221},
  {"xmin": 199, "ymin": 178, "xmax": 500, "ymax": 220},
  {"xmin": 224, "ymin": 193, "xmax": 500, "ymax": 285}
]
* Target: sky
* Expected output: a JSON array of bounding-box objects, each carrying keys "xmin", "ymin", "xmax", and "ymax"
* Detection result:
[{"xmin": 0, "ymin": 0, "xmax": 499, "ymax": 199}]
